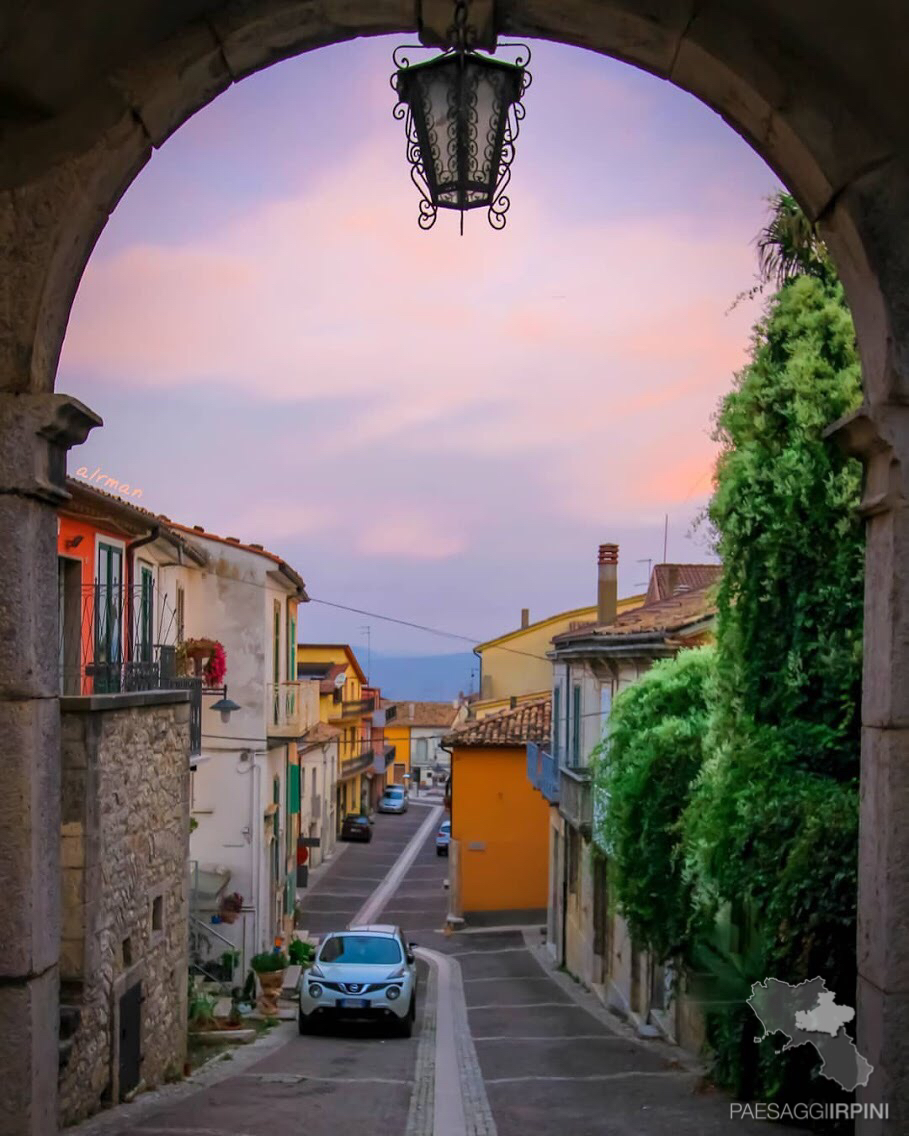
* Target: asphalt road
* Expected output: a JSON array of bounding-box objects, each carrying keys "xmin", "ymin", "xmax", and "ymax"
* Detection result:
[{"xmin": 75, "ymin": 802, "xmax": 788, "ymax": 1136}]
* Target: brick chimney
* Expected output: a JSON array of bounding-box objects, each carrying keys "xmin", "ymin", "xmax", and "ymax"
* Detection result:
[
  {"xmin": 597, "ymin": 544, "xmax": 619, "ymax": 625},
  {"xmin": 520, "ymin": 608, "xmax": 530, "ymax": 629}
]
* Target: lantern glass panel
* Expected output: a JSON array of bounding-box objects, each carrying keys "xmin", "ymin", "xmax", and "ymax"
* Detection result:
[{"xmin": 397, "ymin": 52, "xmax": 523, "ymax": 212}]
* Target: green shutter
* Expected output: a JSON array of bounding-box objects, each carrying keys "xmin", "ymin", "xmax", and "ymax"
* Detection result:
[{"xmin": 288, "ymin": 762, "xmax": 300, "ymax": 815}]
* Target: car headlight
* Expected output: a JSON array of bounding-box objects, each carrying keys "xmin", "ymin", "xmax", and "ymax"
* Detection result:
[
  {"xmin": 308, "ymin": 983, "xmax": 323, "ymax": 999},
  {"xmin": 386, "ymin": 986, "xmax": 401, "ymax": 1000},
  {"xmin": 387, "ymin": 964, "xmax": 407, "ymax": 980},
  {"xmin": 309, "ymin": 964, "xmax": 325, "ymax": 978}
]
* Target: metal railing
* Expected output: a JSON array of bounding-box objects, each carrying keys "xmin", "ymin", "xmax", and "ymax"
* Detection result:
[
  {"xmin": 340, "ymin": 747, "xmax": 375, "ymax": 780},
  {"xmin": 268, "ymin": 680, "xmax": 318, "ymax": 737},
  {"xmin": 59, "ymin": 583, "xmax": 201, "ymax": 753},
  {"xmin": 559, "ymin": 765, "xmax": 593, "ymax": 836},
  {"xmin": 331, "ymin": 694, "xmax": 376, "ymax": 719}
]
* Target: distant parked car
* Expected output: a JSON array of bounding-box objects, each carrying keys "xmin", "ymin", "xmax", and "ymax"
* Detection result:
[
  {"xmin": 435, "ymin": 820, "xmax": 451, "ymax": 856},
  {"xmin": 341, "ymin": 815, "xmax": 372, "ymax": 842},
  {"xmin": 378, "ymin": 786, "xmax": 408, "ymax": 814}
]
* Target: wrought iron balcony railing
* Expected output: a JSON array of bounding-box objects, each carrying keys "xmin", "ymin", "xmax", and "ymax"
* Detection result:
[
  {"xmin": 340, "ymin": 747, "xmax": 375, "ymax": 780},
  {"xmin": 559, "ymin": 765, "xmax": 593, "ymax": 837},
  {"xmin": 58, "ymin": 583, "xmax": 201, "ymax": 754},
  {"xmin": 330, "ymin": 694, "xmax": 377, "ymax": 720}
]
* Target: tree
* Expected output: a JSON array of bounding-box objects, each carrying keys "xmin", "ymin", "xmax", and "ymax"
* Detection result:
[
  {"xmin": 755, "ymin": 191, "xmax": 833, "ymax": 288},
  {"xmin": 592, "ymin": 648, "xmax": 713, "ymax": 961},
  {"xmin": 684, "ymin": 200, "xmax": 863, "ymax": 1108}
]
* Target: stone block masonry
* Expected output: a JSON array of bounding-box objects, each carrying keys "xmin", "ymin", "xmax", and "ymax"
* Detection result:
[{"xmin": 58, "ymin": 693, "xmax": 191, "ymax": 1126}]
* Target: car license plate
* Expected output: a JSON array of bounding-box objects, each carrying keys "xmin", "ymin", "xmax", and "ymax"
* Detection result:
[{"xmin": 337, "ymin": 998, "xmax": 369, "ymax": 1009}]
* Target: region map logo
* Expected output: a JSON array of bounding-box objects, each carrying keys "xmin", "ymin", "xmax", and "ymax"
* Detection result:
[{"xmin": 748, "ymin": 976, "xmax": 872, "ymax": 1092}]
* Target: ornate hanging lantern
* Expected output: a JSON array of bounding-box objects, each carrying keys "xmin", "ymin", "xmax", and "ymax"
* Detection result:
[{"xmin": 391, "ymin": 1, "xmax": 531, "ymax": 232}]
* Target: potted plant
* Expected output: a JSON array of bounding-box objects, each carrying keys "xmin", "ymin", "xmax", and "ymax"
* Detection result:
[
  {"xmin": 218, "ymin": 892, "xmax": 244, "ymax": 924},
  {"xmin": 288, "ymin": 938, "xmax": 315, "ymax": 968},
  {"xmin": 250, "ymin": 950, "xmax": 288, "ymax": 1016}
]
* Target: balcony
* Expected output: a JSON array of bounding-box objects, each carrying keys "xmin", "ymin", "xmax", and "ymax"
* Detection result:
[
  {"xmin": 372, "ymin": 744, "xmax": 396, "ymax": 775},
  {"xmin": 559, "ymin": 765, "xmax": 593, "ymax": 837},
  {"xmin": 540, "ymin": 749, "xmax": 560, "ymax": 805},
  {"xmin": 527, "ymin": 742, "xmax": 542, "ymax": 790},
  {"xmin": 340, "ymin": 747, "xmax": 374, "ymax": 781},
  {"xmin": 267, "ymin": 681, "xmax": 318, "ymax": 739},
  {"xmin": 330, "ymin": 694, "xmax": 377, "ymax": 721}
]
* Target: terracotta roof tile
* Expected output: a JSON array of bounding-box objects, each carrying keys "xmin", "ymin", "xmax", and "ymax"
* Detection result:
[
  {"xmin": 384, "ymin": 701, "xmax": 461, "ymax": 728},
  {"xmin": 444, "ymin": 696, "xmax": 551, "ymax": 748},
  {"xmin": 645, "ymin": 563, "xmax": 721, "ymax": 605},
  {"xmin": 298, "ymin": 722, "xmax": 342, "ymax": 752},
  {"xmin": 552, "ymin": 582, "xmax": 717, "ymax": 645}
]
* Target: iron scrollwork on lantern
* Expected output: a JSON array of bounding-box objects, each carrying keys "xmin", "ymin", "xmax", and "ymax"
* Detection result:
[{"xmin": 391, "ymin": 1, "xmax": 531, "ymax": 232}]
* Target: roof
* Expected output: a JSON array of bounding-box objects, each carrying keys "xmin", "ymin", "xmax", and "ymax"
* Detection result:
[
  {"xmin": 168, "ymin": 520, "xmax": 308, "ymax": 597},
  {"xmin": 645, "ymin": 564, "xmax": 721, "ymax": 605},
  {"xmin": 383, "ymin": 701, "xmax": 461, "ymax": 728},
  {"xmin": 62, "ymin": 476, "xmax": 308, "ymax": 592},
  {"xmin": 63, "ymin": 479, "xmax": 208, "ymax": 565},
  {"xmin": 298, "ymin": 722, "xmax": 342, "ymax": 752},
  {"xmin": 444, "ymin": 696, "xmax": 551, "ymax": 748},
  {"xmin": 474, "ymin": 596, "xmax": 645, "ymax": 653},
  {"xmin": 296, "ymin": 645, "xmax": 367, "ymax": 685},
  {"xmin": 552, "ymin": 582, "xmax": 717, "ymax": 648}
]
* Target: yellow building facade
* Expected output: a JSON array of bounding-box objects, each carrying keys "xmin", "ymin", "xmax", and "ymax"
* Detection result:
[
  {"xmin": 296, "ymin": 644, "xmax": 375, "ymax": 822},
  {"xmin": 473, "ymin": 599, "xmax": 643, "ymax": 719}
]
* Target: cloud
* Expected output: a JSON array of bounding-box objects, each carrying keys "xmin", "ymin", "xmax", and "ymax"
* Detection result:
[{"xmin": 59, "ymin": 36, "xmax": 775, "ymax": 634}]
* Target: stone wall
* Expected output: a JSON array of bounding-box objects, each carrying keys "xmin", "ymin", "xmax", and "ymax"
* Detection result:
[{"xmin": 58, "ymin": 692, "xmax": 190, "ymax": 1126}]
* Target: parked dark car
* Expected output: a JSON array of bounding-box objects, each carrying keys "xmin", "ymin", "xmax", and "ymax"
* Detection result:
[{"xmin": 341, "ymin": 815, "xmax": 372, "ymax": 843}]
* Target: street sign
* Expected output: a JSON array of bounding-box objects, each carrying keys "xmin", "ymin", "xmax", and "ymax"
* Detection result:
[{"xmin": 297, "ymin": 837, "xmax": 321, "ymax": 847}]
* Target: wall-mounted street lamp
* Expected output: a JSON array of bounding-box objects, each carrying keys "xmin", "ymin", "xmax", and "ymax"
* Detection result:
[
  {"xmin": 391, "ymin": 0, "xmax": 531, "ymax": 233},
  {"xmin": 208, "ymin": 686, "xmax": 241, "ymax": 724}
]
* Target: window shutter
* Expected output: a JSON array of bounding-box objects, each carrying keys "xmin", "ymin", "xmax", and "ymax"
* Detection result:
[
  {"xmin": 288, "ymin": 763, "xmax": 301, "ymax": 815},
  {"xmin": 572, "ymin": 684, "xmax": 581, "ymax": 764}
]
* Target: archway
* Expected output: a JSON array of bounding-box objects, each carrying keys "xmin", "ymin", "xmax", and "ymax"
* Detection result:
[{"xmin": 1, "ymin": 4, "xmax": 907, "ymax": 1134}]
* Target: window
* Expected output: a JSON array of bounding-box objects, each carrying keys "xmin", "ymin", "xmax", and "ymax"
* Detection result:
[
  {"xmin": 416, "ymin": 738, "xmax": 428, "ymax": 763},
  {"xmin": 273, "ymin": 602, "xmax": 281, "ymax": 683},
  {"xmin": 552, "ymin": 684, "xmax": 561, "ymax": 760},
  {"xmin": 311, "ymin": 768, "xmax": 317, "ymax": 798},
  {"xmin": 319, "ymin": 935, "xmax": 402, "ymax": 965},
  {"xmin": 286, "ymin": 604, "xmax": 296, "ymax": 681},
  {"xmin": 599, "ymin": 683, "xmax": 612, "ymax": 732},
  {"xmin": 151, "ymin": 894, "xmax": 164, "ymax": 934},
  {"xmin": 572, "ymin": 684, "xmax": 581, "ymax": 765},
  {"xmin": 95, "ymin": 542, "xmax": 123, "ymax": 693},
  {"xmin": 176, "ymin": 583, "xmax": 185, "ymax": 644},
  {"xmin": 139, "ymin": 564, "xmax": 154, "ymax": 663}
]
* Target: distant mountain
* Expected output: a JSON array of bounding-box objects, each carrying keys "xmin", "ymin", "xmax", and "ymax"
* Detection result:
[{"xmin": 363, "ymin": 651, "xmax": 477, "ymax": 702}]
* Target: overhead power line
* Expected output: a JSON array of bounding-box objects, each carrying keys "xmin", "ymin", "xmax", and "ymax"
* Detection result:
[{"xmin": 307, "ymin": 596, "xmax": 554, "ymax": 663}]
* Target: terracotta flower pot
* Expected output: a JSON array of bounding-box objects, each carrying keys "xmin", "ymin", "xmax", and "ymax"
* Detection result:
[{"xmin": 256, "ymin": 969, "xmax": 285, "ymax": 1016}]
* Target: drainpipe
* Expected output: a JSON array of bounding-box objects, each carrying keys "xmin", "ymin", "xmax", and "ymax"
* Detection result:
[
  {"xmin": 125, "ymin": 526, "xmax": 159, "ymax": 662},
  {"xmin": 561, "ymin": 661, "xmax": 571, "ymax": 965},
  {"xmin": 472, "ymin": 646, "xmax": 482, "ymax": 703}
]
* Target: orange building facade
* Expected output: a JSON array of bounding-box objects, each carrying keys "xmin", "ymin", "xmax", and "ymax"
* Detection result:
[{"xmin": 444, "ymin": 697, "xmax": 552, "ymax": 926}]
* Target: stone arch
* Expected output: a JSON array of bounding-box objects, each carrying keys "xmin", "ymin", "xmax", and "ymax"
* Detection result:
[{"xmin": 1, "ymin": 4, "xmax": 908, "ymax": 1134}]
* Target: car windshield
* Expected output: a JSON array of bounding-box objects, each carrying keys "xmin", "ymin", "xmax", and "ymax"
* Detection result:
[
  {"xmin": 439, "ymin": 822, "xmax": 450, "ymax": 833},
  {"xmin": 385, "ymin": 788, "xmax": 404, "ymax": 797},
  {"xmin": 319, "ymin": 935, "xmax": 402, "ymax": 965}
]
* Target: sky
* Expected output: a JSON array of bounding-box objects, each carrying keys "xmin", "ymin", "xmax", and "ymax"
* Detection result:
[{"xmin": 58, "ymin": 36, "xmax": 778, "ymax": 659}]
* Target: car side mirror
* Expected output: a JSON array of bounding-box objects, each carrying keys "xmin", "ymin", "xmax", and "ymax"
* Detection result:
[{"xmin": 406, "ymin": 951, "xmax": 415, "ymax": 964}]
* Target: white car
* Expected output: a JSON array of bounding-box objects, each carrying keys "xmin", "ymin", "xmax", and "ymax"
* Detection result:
[
  {"xmin": 378, "ymin": 786, "xmax": 408, "ymax": 814},
  {"xmin": 436, "ymin": 819, "xmax": 451, "ymax": 856},
  {"xmin": 298, "ymin": 925, "xmax": 418, "ymax": 1037}
]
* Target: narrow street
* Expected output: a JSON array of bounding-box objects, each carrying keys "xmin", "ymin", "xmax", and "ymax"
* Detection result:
[{"xmin": 75, "ymin": 802, "xmax": 774, "ymax": 1136}]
